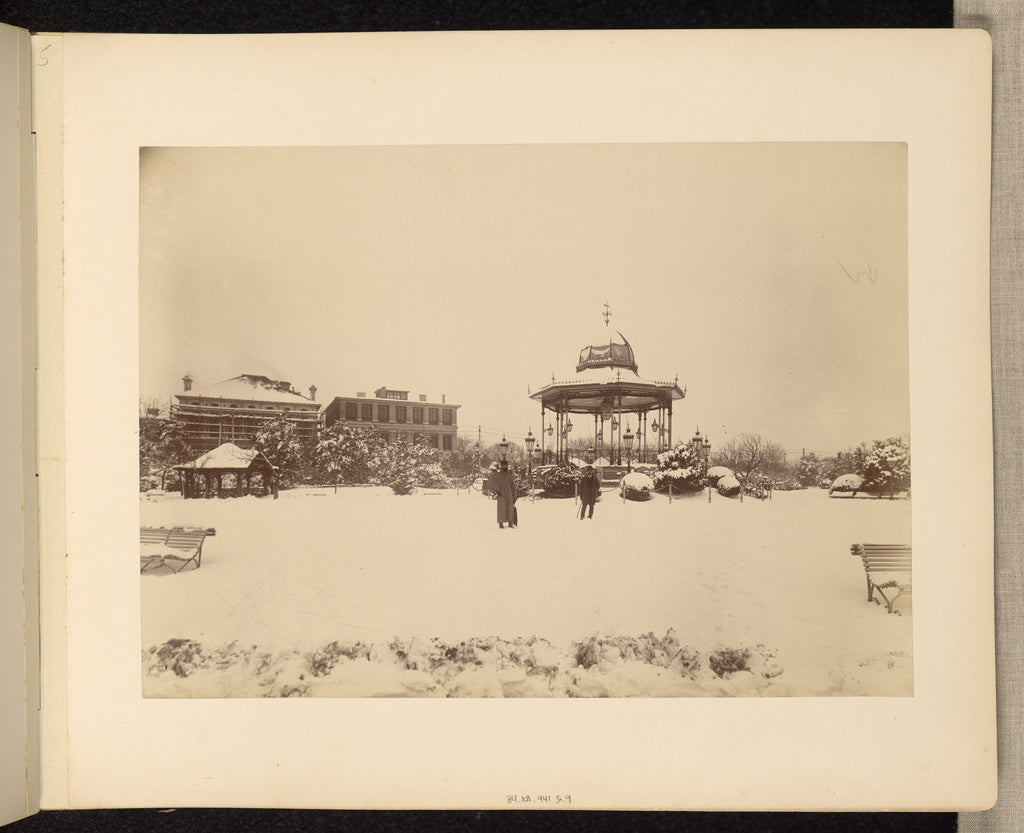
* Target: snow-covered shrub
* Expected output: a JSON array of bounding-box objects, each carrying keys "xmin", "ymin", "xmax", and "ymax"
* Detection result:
[
  {"xmin": 254, "ymin": 415, "xmax": 310, "ymax": 486},
  {"xmin": 708, "ymin": 647, "xmax": 751, "ymax": 677},
  {"xmin": 310, "ymin": 641, "xmax": 371, "ymax": 676},
  {"xmin": 829, "ymin": 473, "xmax": 863, "ymax": 496},
  {"xmin": 716, "ymin": 475, "xmax": 741, "ymax": 497},
  {"xmin": 653, "ymin": 441, "xmax": 709, "ymax": 493},
  {"xmin": 794, "ymin": 452, "xmax": 822, "ymax": 488},
  {"xmin": 372, "ymin": 440, "xmax": 422, "ymax": 495},
  {"xmin": 705, "ymin": 466, "xmax": 733, "ymax": 487},
  {"xmin": 539, "ymin": 464, "xmax": 581, "ymax": 498},
  {"xmin": 742, "ymin": 474, "xmax": 772, "ymax": 500},
  {"xmin": 861, "ymin": 437, "xmax": 911, "ymax": 497},
  {"xmin": 619, "ymin": 472, "xmax": 654, "ymax": 501},
  {"xmin": 368, "ymin": 439, "xmax": 454, "ymax": 494},
  {"xmin": 312, "ymin": 422, "xmax": 384, "ymax": 485}
]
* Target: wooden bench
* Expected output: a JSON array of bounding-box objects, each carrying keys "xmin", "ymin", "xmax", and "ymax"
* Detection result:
[
  {"xmin": 851, "ymin": 543, "xmax": 912, "ymax": 614},
  {"xmin": 140, "ymin": 526, "xmax": 216, "ymax": 574}
]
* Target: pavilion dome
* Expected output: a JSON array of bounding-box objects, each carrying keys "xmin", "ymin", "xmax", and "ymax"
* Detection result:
[{"xmin": 576, "ymin": 327, "xmax": 638, "ymax": 374}]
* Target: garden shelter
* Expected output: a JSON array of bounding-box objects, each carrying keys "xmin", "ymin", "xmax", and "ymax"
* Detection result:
[
  {"xmin": 175, "ymin": 442, "xmax": 278, "ymax": 499},
  {"xmin": 530, "ymin": 318, "xmax": 687, "ymax": 464}
]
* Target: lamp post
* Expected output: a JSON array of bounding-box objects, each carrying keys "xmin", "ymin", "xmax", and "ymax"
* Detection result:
[
  {"xmin": 545, "ymin": 424, "xmax": 554, "ymax": 464},
  {"xmin": 525, "ymin": 429, "xmax": 536, "ymax": 497},
  {"xmin": 623, "ymin": 426, "xmax": 635, "ymax": 473},
  {"xmin": 499, "ymin": 434, "xmax": 509, "ymax": 461},
  {"xmin": 563, "ymin": 418, "xmax": 573, "ymax": 464}
]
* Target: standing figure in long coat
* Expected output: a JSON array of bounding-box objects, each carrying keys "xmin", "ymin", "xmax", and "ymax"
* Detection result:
[
  {"xmin": 578, "ymin": 465, "xmax": 601, "ymax": 519},
  {"xmin": 492, "ymin": 460, "xmax": 518, "ymax": 529}
]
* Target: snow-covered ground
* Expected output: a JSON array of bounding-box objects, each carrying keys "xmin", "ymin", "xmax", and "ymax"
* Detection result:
[{"xmin": 140, "ymin": 486, "xmax": 912, "ymax": 698}]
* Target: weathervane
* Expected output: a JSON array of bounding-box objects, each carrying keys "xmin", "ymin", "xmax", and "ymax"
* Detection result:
[{"xmin": 602, "ymin": 302, "xmax": 612, "ymax": 326}]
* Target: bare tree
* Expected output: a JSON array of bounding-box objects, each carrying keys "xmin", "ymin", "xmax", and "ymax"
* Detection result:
[
  {"xmin": 138, "ymin": 396, "xmax": 165, "ymax": 419},
  {"xmin": 712, "ymin": 433, "xmax": 786, "ymax": 484}
]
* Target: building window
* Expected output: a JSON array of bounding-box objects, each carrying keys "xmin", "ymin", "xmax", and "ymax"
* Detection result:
[
  {"xmin": 361, "ymin": 403, "xmax": 373, "ymax": 422},
  {"xmin": 396, "ymin": 406, "xmax": 407, "ymax": 424},
  {"xmin": 442, "ymin": 409, "xmax": 453, "ymax": 426},
  {"xmin": 378, "ymin": 404, "xmax": 390, "ymax": 423},
  {"xmin": 429, "ymin": 408, "xmax": 439, "ymax": 425},
  {"xmin": 427, "ymin": 434, "xmax": 438, "ymax": 448},
  {"xmin": 345, "ymin": 402, "xmax": 358, "ymax": 421},
  {"xmin": 442, "ymin": 434, "xmax": 452, "ymax": 451},
  {"xmin": 413, "ymin": 407, "xmax": 423, "ymax": 424}
]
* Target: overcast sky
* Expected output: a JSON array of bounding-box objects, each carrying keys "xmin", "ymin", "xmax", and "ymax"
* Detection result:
[{"xmin": 139, "ymin": 143, "xmax": 908, "ymax": 458}]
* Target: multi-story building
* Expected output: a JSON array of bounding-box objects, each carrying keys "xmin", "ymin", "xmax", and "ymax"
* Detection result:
[
  {"xmin": 323, "ymin": 386, "xmax": 459, "ymax": 450},
  {"xmin": 171, "ymin": 373, "xmax": 321, "ymax": 451}
]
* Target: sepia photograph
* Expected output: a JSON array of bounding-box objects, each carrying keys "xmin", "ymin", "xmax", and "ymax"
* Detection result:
[{"xmin": 137, "ymin": 142, "xmax": 912, "ymax": 699}]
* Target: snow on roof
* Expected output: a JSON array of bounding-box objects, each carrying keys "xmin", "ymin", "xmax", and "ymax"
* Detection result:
[
  {"xmin": 182, "ymin": 443, "xmax": 271, "ymax": 470},
  {"xmin": 537, "ymin": 366, "xmax": 682, "ymax": 391},
  {"xmin": 179, "ymin": 374, "xmax": 317, "ymax": 406}
]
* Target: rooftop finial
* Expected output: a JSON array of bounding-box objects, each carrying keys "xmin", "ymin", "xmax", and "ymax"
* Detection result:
[{"xmin": 602, "ymin": 302, "xmax": 612, "ymax": 326}]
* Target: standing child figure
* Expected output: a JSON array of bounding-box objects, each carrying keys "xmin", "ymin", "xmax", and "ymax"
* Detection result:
[
  {"xmin": 578, "ymin": 465, "xmax": 601, "ymax": 520},
  {"xmin": 492, "ymin": 460, "xmax": 518, "ymax": 529}
]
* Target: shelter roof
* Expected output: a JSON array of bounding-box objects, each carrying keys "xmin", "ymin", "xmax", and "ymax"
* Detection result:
[{"xmin": 175, "ymin": 443, "xmax": 276, "ymax": 471}]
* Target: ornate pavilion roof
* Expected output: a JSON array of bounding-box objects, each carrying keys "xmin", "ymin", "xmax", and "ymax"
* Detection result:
[
  {"xmin": 576, "ymin": 327, "xmax": 638, "ymax": 373},
  {"xmin": 532, "ymin": 325, "xmax": 685, "ymax": 414}
]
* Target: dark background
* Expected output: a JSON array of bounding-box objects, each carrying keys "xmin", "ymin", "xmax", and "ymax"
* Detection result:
[
  {"xmin": 2, "ymin": 0, "xmax": 956, "ymax": 832},
  {"xmin": 1, "ymin": 0, "xmax": 952, "ymax": 33}
]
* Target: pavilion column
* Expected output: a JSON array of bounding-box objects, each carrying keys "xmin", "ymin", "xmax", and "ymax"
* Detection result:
[
  {"xmin": 668, "ymin": 399, "xmax": 673, "ymax": 448},
  {"xmin": 561, "ymin": 407, "xmax": 569, "ymax": 461},
  {"xmin": 593, "ymin": 413, "xmax": 599, "ymax": 460},
  {"xmin": 540, "ymin": 406, "xmax": 546, "ymax": 463}
]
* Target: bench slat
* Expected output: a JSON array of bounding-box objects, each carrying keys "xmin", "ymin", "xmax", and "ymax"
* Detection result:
[
  {"xmin": 140, "ymin": 526, "xmax": 216, "ymax": 573},
  {"xmin": 850, "ymin": 542, "xmax": 912, "ymax": 614}
]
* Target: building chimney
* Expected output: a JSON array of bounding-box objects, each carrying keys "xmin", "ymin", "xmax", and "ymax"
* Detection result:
[
  {"xmin": 442, "ymin": 393, "xmax": 446, "ymax": 404},
  {"xmin": 309, "ymin": 385, "xmax": 317, "ymax": 401},
  {"xmin": 419, "ymin": 394, "xmax": 427, "ymax": 402},
  {"xmin": 182, "ymin": 373, "xmax": 193, "ymax": 392}
]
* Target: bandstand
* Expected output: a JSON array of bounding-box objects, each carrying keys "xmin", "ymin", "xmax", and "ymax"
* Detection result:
[{"xmin": 530, "ymin": 319, "xmax": 687, "ymax": 465}]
